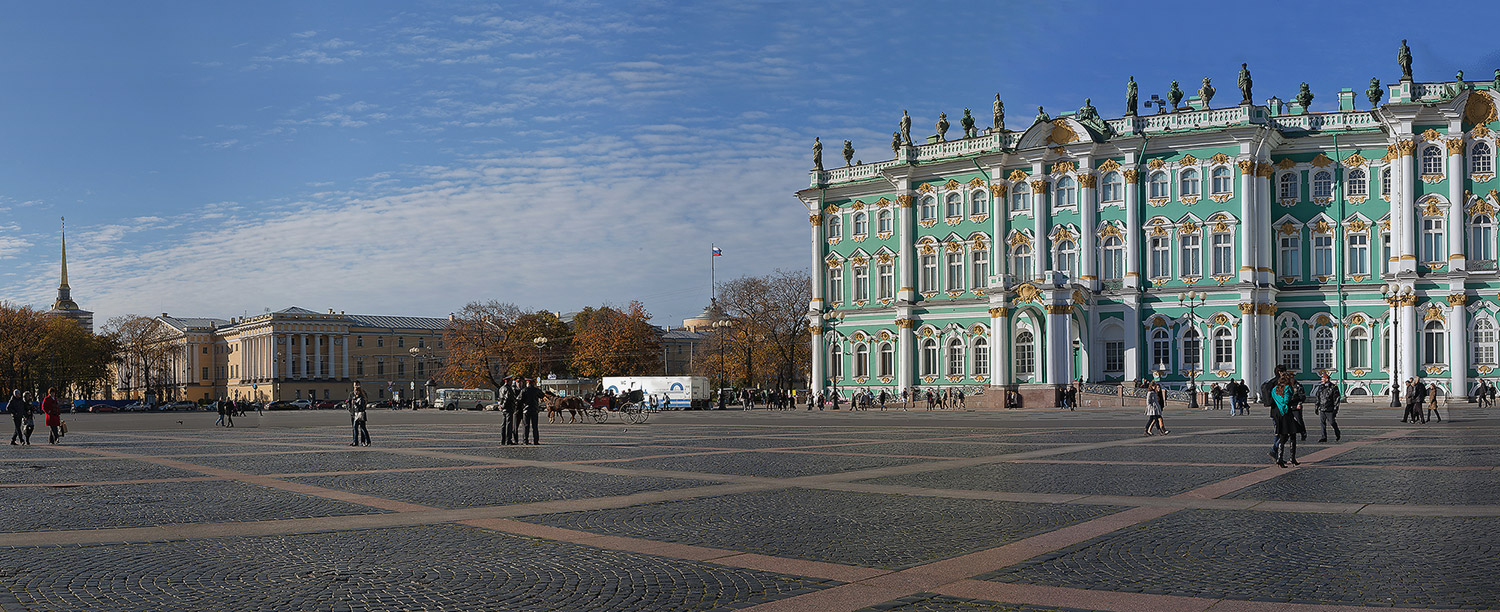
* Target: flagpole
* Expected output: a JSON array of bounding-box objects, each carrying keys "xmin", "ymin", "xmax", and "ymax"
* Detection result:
[{"xmin": 710, "ymin": 243, "xmax": 716, "ymax": 304}]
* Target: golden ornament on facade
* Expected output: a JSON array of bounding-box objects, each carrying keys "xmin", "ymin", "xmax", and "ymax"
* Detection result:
[
  {"xmin": 809, "ymin": 214, "xmax": 822, "ymax": 225},
  {"xmin": 1448, "ymin": 293, "xmax": 1469, "ymax": 306},
  {"xmin": 970, "ymin": 237, "xmax": 987, "ymax": 250},
  {"xmin": 1275, "ymin": 158, "xmax": 1297, "ymax": 169},
  {"xmin": 943, "ymin": 179, "xmax": 961, "ymax": 190},
  {"xmin": 1054, "ymin": 228, "xmax": 1075, "ymax": 242},
  {"xmin": 1179, "ymin": 221, "xmax": 1200, "ymax": 234},
  {"xmin": 1397, "ymin": 140, "xmax": 1417, "ymax": 155},
  {"xmin": 1447, "ymin": 138, "xmax": 1466, "ymax": 155},
  {"xmin": 1029, "ymin": 180, "xmax": 1049, "ymax": 193},
  {"xmin": 851, "ymin": 200, "xmax": 865, "ymax": 210},
  {"xmin": 1256, "ymin": 164, "xmax": 1273, "ymax": 178},
  {"xmin": 1278, "ymin": 221, "xmax": 1298, "ymax": 236},
  {"xmin": 897, "ymin": 194, "xmax": 914, "ymax": 208},
  {"xmin": 1178, "ymin": 153, "xmax": 1198, "ymax": 167},
  {"xmin": 1422, "ymin": 201, "xmax": 1443, "ymax": 217},
  {"xmin": 1310, "ymin": 153, "xmax": 1334, "ymax": 168},
  {"xmin": 1421, "ymin": 305, "xmax": 1445, "ymax": 321},
  {"xmin": 1212, "ymin": 220, "xmax": 1230, "ymax": 233},
  {"xmin": 1474, "ymin": 124, "xmax": 1493, "ymax": 139},
  {"xmin": 918, "ymin": 243, "xmax": 936, "ymax": 255},
  {"xmin": 1349, "ymin": 314, "xmax": 1365, "ymax": 326},
  {"xmin": 1014, "ymin": 283, "xmax": 1042, "ymax": 303},
  {"xmin": 1256, "ymin": 303, "xmax": 1277, "ymax": 315},
  {"xmin": 826, "ymin": 258, "xmax": 842, "ymax": 269},
  {"xmin": 1147, "ymin": 158, "xmax": 1166, "ymax": 170},
  {"xmin": 1100, "ymin": 224, "xmax": 1122, "ymax": 238},
  {"xmin": 894, "ymin": 318, "xmax": 914, "ymax": 329},
  {"xmin": 1008, "ymin": 232, "xmax": 1032, "ymax": 248},
  {"xmin": 1313, "ymin": 220, "xmax": 1332, "ymax": 234},
  {"xmin": 1052, "ymin": 160, "xmax": 1076, "ymax": 175},
  {"xmin": 1385, "ymin": 144, "xmax": 1398, "ymax": 161},
  {"xmin": 988, "ymin": 307, "xmax": 1009, "ymax": 318},
  {"xmin": 1421, "ymin": 128, "xmax": 1443, "ymax": 142},
  {"xmin": 1237, "ymin": 160, "xmax": 1255, "ymax": 174},
  {"xmin": 1043, "ymin": 304, "xmax": 1072, "ymax": 315},
  {"xmin": 1150, "ymin": 225, "xmax": 1168, "ymax": 237},
  {"xmin": 809, "ymin": 326, "xmax": 824, "ymax": 335},
  {"xmin": 1210, "ymin": 153, "xmax": 1230, "ymax": 165},
  {"xmin": 850, "ymin": 256, "xmax": 868, "ymax": 266},
  {"xmin": 1347, "ymin": 219, "xmax": 1368, "ymax": 233},
  {"xmin": 1048, "ymin": 120, "xmax": 1078, "ymax": 145},
  {"xmin": 877, "ymin": 330, "xmax": 891, "ymax": 341},
  {"xmin": 968, "ymin": 177, "xmax": 986, "ymax": 189},
  {"xmin": 945, "ymin": 241, "xmax": 962, "ymax": 253},
  {"xmin": 1078, "ymin": 174, "xmax": 1097, "ymax": 188},
  {"xmin": 1098, "ymin": 159, "xmax": 1121, "ymax": 172},
  {"xmin": 824, "ymin": 203, "xmax": 840, "ymax": 214},
  {"xmin": 1381, "ymin": 218, "xmax": 1391, "ymax": 231},
  {"xmin": 876, "ymin": 252, "xmax": 892, "ymax": 264},
  {"xmin": 989, "ymin": 184, "xmax": 1008, "ymax": 197},
  {"xmin": 1238, "ymin": 303, "xmax": 1255, "ymax": 314},
  {"xmin": 874, "ymin": 197, "xmax": 891, "ymax": 207},
  {"xmin": 1468, "ymin": 200, "xmax": 1495, "ymax": 217},
  {"xmin": 918, "ymin": 182, "xmax": 936, "ymax": 193},
  {"xmin": 1071, "ymin": 288, "xmax": 1086, "ymax": 304},
  {"xmin": 1123, "ymin": 169, "xmax": 1139, "ymax": 184},
  {"xmin": 1341, "ymin": 153, "xmax": 1367, "ymax": 167},
  {"xmin": 1212, "ymin": 313, "xmax": 1229, "ymax": 325},
  {"xmin": 1008, "ymin": 169, "xmax": 1029, "ymax": 182}
]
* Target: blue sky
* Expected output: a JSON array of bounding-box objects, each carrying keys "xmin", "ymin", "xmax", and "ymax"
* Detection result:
[{"xmin": 3, "ymin": 1, "xmax": 1499, "ymax": 328}]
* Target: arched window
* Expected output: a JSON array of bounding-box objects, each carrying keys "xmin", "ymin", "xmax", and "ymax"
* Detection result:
[
  {"xmin": 947, "ymin": 338, "xmax": 964, "ymax": 377},
  {"xmin": 1280, "ymin": 328, "xmax": 1302, "ymax": 372},
  {"xmin": 1011, "ymin": 182, "xmax": 1031, "ymax": 212},
  {"xmin": 1474, "ymin": 319, "xmax": 1497, "ymax": 365},
  {"xmin": 1055, "ymin": 239, "xmax": 1078, "ymax": 279},
  {"xmin": 1056, "ymin": 177, "xmax": 1077, "ymax": 207},
  {"xmin": 971, "ymin": 248, "xmax": 989, "ymax": 288},
  {"xmin": 877, "ymin": 210, "xmax": 893, "ymax": 235},
  {"xmin": 1421, "ymin": 145, "xmax": 1444, "ymax": 176},
  {"xmin": 945, "ymin": 193, "xmax": 963, "ymax": 218},
  {"xmin": 1102, "ymin": 235, "xmax": 1125, "ymax": 280},
  {"xmin": 1381, "ymin": 167, "xmax": 1391, "ymax": 198},
  {"xmin": 1312, "ymin": 171, "xmax": 1333, "ymax": 200},
  {"xmin": 1180, "ymin": 168, "xmax": 1200, "ymax": 197},
  {"xmin": 1101, "ymin": 172, "xmax": 1123, "ymax": 202},
  {"xmin": 1424, "ymin": 320, "xmax": 1446, "ymax": 365},
  {"xmin": 878, "ymin": 342, "xmax": 894, "ymax": 377},
  {"xmin": 1151, "ymin": 329, "xmax": 1171, "ymax": 373},
  {"xmin": 1213, "ymin": 328, "xmax": 1234, "ymax": 369},
  {"xmin": 1348, "ymin": 327, "xmax": 1370, "ymax": 369},
  {"xmin": 1347, "ymin": 168, "xmax": 1368, "ymax": 198},
  {"xmin": 970, "ymin": 190, "xmax": 989, "ymax": 216},
  {"xmin": 1149, "ymin": 171, "xmax": 1168, "ymax": 198},
  {"xmin": 1280, "ymin": 173, "xmax": 1298, "ymax": 200},
  {"xmin": 1474, "ymin": 142, "xmax": 1494, "ymax": 176},
  {"xmin": 854, "ymin": 344, "xmax": 869, "ymax": 377},
  {"xmin": 1182, "ymin": 329, "xmax": 1202, "ymax": 371},
  {"xmin": 852, "ymin": 212, "xmax": 867, "ymax": 236},
  {"xmin": 1471, "ymin": 214, "xmax": 1494, "ymax": 262},
  {"xmin": 1211, "ymin": 166, "xmax": 1232, "ymax": 194},
  {"xmin": 920, "ymin": 338, "xmax": 938, "ymax": 376},
  {"xmin": 1011, "ymin": 243, "xmax": 1033, "ymax": 279},
  {"xmin": 1015, "ymin": 331, "xmax": 1035, "ymax": 377},
  {"xmin": 973, "ymin": 337, "xmax": 989, "ymax": 377},
  {"xmin": 920, "ymin": 195, "xmax": 937, "ymax": 221},
  {"xmin": 1314, "ymin": 327, "xmax": 1335, "ymax": 371},
  {"xmin": 827, "ymin": 215, "xmax": 841, "ymax": 238},
  {"xmin": 1422, "ymin": 215, "xmax": 1445, "ymax": 264},
  {"xmin": 828, "ymin": 343, "xmax": 843, "ymax": 379}
]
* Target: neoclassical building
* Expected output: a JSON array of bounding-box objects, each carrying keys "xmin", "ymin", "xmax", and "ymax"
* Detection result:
[{"xmin": 803, "ymin": 60, "xmax": 1500, "ymax": 404}]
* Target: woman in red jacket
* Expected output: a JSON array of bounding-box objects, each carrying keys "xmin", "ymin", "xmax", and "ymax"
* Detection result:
[{"xmin": 41, "ymin": 388, "xmax": 62, "ymax": 445}]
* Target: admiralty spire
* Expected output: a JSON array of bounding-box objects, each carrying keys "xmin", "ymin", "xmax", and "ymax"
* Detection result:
[{"xmin": 46, "ymin": 216, "xmax": 93, "ymax": 333}]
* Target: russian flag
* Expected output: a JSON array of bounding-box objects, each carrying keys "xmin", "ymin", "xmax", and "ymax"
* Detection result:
[{"xmin": 712, "ymin": 246, "xmax": 723, "ymax": 257}]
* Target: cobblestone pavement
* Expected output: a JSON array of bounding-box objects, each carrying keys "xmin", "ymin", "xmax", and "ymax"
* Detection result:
[{"xmin": 1, "ymin": 407, "xmax": 1498, "ymax": 611}]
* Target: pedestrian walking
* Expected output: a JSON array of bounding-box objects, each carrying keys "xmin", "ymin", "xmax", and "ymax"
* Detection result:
[
  {"xmin": 1210, "ymin": 384, "xmax": 1224, "ymax": 411},
  {"xmin": 1144, "ymin": 381, "xmax": 1167, "ymax": 435},
  {"xmin": 958, "ymin": 389, "xmax": 967, "ymax": 409},
  {"xmin": 349, "ymin": 382, "xmax": 370, "ymax": 446},
  {"xmin": 1269, "ymin": 371, "xmax": 1300, "ymax": 467},
  {"xmin": 1475, "ymin": 380, "xmax": 1489, "ymax": 408},
  {"xmin": 1489, "ymin": 382, "xmax": 1497, "ymax": 408},
  {"xmin": 1234, "ymin": 379, "xmax": 1250, "ymax": 416},
  {"xmin": 224, "ymin": 398, "xmax": 234, "ymax": 428},
  {"xmin": 1402, "ymin": 378, "xmax": 1424, "ymax": 423},
  {"xmin": 8, "ymin": 390, "xmax": 31, "ymax": 445},
  {"xmin": 1426, "ymin": 382, "xmax": 1442, "ymax": 423},
  {"xmin": 520, "ymin": 379, "xmax": 543, "ymax": 444},
  {"xmin": 1313, "ymin": 373, "xmax": 1341, "ymax": 443},
  {"xmin": 41, "ymin": 388, "xmax": 63, "ymax": 445},
  {"xmin": 215, "ymin": 398, "xmax": 226, "ymax": 427}
]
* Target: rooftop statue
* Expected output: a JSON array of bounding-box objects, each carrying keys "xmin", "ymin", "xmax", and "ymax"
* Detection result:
[
  {"xmin": 1167, "ymin": 80, "xmax": 1183, "ymax": 111},
  {"xmin": 960, "ymin": 108, "xmax": 976, "ymax": 138},
  {"xmin": 1295, "ymin": 82, "xmax": 1314, "ymax": 110},
  {"xmin": 1367, "ymin": 78, "xmax": 1384, "ymax": 109},
  {"xmin": 936, "ymin": 112, "xmax": 949, "ymax": 141},
  {"xmin": 891, "ymin": 131, "xmax": 901, "ymax": 155},
  {"xmin": 813, "ymin": 137, "xmax": 823, "ymax": 171},
  {"xmin": 1398, "ymin": 39, "xmax": 1412, "ymax": 81},
  {"xmin": 1199, "ymin": 77, "xmax": 1215, "ymax": 110},
  {"xmin": 1076, "ymin": 98, "xmax": 1098, "ymax": 121},
  {"xmin": 842, "ymin": 140, "xmax": 854, "ymax": 167},
  {"xmin": 1034, "ymin": 106, "xmax": 1050, "ymax": 124},
  {"xmin": 993, "ymin": 94, "xmax": 1005, "ymax": 130},
  {"xmin": 1238, "ymin": 63, "xmax": 1253, "ymax": 104},
  {"xmin": 900, "ymin": 110, "xmax": 912, "ymax": 145},
  {"xmin": 1494, "ymin": 69, "xmax": 1500, "ymax": 92},
  {"xmin": 1126, "ymin": 76, "xmax": 1138, "ymax": 116}
]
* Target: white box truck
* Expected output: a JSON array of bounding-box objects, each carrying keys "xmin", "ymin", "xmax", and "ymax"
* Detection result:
[{"xmin": 602, "ymin": 376, "xmax": 711, "ymax": 409}]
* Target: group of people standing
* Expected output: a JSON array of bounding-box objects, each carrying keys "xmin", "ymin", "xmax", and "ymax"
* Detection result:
[
  {"xmin": 496, "ymin": 378, "xmax": 543, "ymax": 445},
  {"xmin": 1260, "ymin": 367, "xmax": 1343, "ymax": 467},
  {"xmin": 7, "ymin": 388, "xmax": 63, "ymax": 445},
  {"xmin": 1398, "ymin": 379, "xmax": 1445, "ymax": 424}
]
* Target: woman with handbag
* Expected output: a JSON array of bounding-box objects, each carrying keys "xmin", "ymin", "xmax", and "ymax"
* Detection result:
[
  {"xmin": 41, "ymin": 388, "xmax": 63, "ymax": 445},
  {"xmin": 348, "ymin": 382, "xmax": 370, "ymax": 446}
]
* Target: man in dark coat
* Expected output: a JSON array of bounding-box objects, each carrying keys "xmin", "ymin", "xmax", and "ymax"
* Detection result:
[
  {"xmin": 8, "ymin": 390, "xmax": 30, "ymax": 445},
  {"xmin": 1403, "ymin": 378, "xmax": 1424, "ymax": 423},
  {"xmin": 1313, "ymin": 373, "xmax": 1341, "ymax": 442},
  {"xmin": 519, "ymin": 379, "xmax": 543, "ymax": 445},
  {"xmin": 499, "ymin": 379, "xmax": 519, "ymax": 445},
  {"xmin": 1262, "ymin": 366, "xmax": 1304, "ymax": 456}
]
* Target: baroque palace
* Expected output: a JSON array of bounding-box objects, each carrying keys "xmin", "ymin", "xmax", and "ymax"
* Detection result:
[{"xmin": 801, "ymin": 44, "xmax": 1500, "ymax": 405}]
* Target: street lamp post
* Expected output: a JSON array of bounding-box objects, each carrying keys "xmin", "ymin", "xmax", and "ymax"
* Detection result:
[
  {"xmin": 532, "ymin": 337, "xmax": 548, "ymax": 382},
  {"xmin": 1180, "ymin": 291, "xmax": 1206, "ymax": 411},
  {"xmin": 713, "ymin": 319, "xmax": 733, "ymax": 396},
  {"xmin": 1381, "ymin": 283, "xmax": 1410, "ymax": 407}
]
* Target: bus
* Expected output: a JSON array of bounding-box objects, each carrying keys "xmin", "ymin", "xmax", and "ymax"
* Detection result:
[{"xmin": 433, "ymin": 388, "xmax": 495, "ymax": 411}]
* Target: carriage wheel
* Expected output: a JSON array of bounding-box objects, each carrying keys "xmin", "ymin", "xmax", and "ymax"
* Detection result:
[
  {"xmin": 590, "ymin": 408, "xmax": 609, "ymax": 424},
  {"xmin": 631, "ymin": 409, "xmax": 649, "ymax": 424}
]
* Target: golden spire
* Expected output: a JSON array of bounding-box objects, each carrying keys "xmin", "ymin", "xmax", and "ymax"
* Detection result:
[{"xmin": 59, "ymin": 216, "xmax": 69, "ymax": 290}]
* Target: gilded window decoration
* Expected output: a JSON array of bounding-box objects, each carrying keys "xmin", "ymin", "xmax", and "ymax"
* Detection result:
[
  {"xmin": 1147, "ymin": 158, "xmax": 1166, "ymax": 170},
  {"xmin": 1052, "ymin": 160, "xmax": 1076, "ymax": 175},
  {"xmin": 1210, "ymin": 153, "xmax": 1230, "ymax": 165},
  {"xmin": 989, "ymin": 184, "xmax": 1007, "ymax": 198},
  {"xmin": 1310, "ymin": 153, "xmax": 1334, "ymax": 168},
  {"xmin": 1275, "ymin": 158, "xmax": 1297, "ymax": 170},
  {"xmin": 1097, "ymin": 159, "xmax": 1121, "ymax": 172},
  {"xmin": 897, "ymin": 194, "xmax": 914, "ymax": 208},
  {"xmin": 1178, "ymin": 153, "xmax": 1198, "ymax": 167},
  {"xmin": 1014, "ymin": 283, "xmax": 1041, "ymax": 303},
  {"xmin": 1123, "ymin": 169, "xmax": 1139, "ymax": 184},
  {"xmin": 1421, "ymin": 128, "xmax": 1443, "ymax": 142},
  {"xmin": 1007, "ymin": 232, "xmax": 1032, "ymax": 248},
  {"xmin": 1007, "ymin": 169, "xmax": 1029, "ymax": 182},
  {"xmin": 917, "ymin": 182, "xmax": 935, "ymax": 193}
]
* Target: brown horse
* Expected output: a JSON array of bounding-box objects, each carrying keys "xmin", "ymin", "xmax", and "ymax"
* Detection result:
[{"xmin": 543, "ymin": 393, "xmax": 587, "ymax": 424}]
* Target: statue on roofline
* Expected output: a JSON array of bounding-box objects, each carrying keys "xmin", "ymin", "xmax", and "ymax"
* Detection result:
[
  {"xmin": 936, "ymin": 112, "xmax": 950, "ymax": 141},
  {"xmin": 1199, "ymin": 77, "xmax": 1215, "ymax": 110},
  {"xmin": 1034, "ymin": 105, "xmax": 1049, "ymax": 124},
  {"xmin": 842, "ymin": 140, "xmax": 853, "ymax": 167},
  {"xmin": 993, "ymin": 94, "xmax": 1005, "ymax": 130},
  {"xmin": 812, "ymin": 137, "xmax": 823, "ymax": 171},
  {"xmin": 1367, "ymin": 78, "xmax": 1384, "ymax": 109},
  {"xmin": 900, "ymin": 110, "xmax": 912, "ymax": 145},
  {"xmin": 1238, "ymin": 63, "xmax": 1253, "ymax": 105},
  {"xmin": 1126, "ymin": 76, "xmax": 1138, "ymax": 116},
  {"xmin": 1167, "ymin": 80, "xmax": 1183, "ymax": 111},
  {"xmin": 960, "ymin": 108, "xmax": 976, "ymax": 138},
  {"xmin": 1398, "ymin": 39, "xmax": 1413, "ymax": 81}
]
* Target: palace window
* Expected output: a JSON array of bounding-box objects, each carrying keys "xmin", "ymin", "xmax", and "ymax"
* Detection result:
[
  {"xmin": 1280, "ymin": 173, "xmax": 1297, "ymax": 200},
  {"xmin": 878, "ymin": 343, "xmax": 894, "ymax": 377},
  {"xmin": 971, "ymin": 249, "xmax": 989, "ymax": 288},
  {"xmin": 1149, "ymin": 171, "xmax": 1168, "ymax": 199},
  {"xmin": 356, "ymin": 336, "xmax": 363, "ymax": 347},
  {"xmin": 356, "ymin": 359, "xmax": 364, "ymax": 376},
  {"xmin": 377, "ymin": 360, "xmax": 386, "ymax": 376},
  {"xmin": 1183, "ymin": 329, "xmax": 1202, "ymax": 371},
  {"xmin": 946, "ymin": 251, "xmax": 964, "ymax": 291},
  {"xmin": 1211, "ymin": 231, "xmax": 1233, "ymax": 276},
  {"xmin": 1056, "ymin": 239, "xmax": 1078, "ymax": 280},
  {"xmin": 1015, "ymin": 331, "xmax": 1035, "ymax": 377},
  {"xmin": 877, "ymin": 262, "xmax": 894, "ymax": 299},
  {"xmin": 1472, "ymin": 215, "xmax": 1495, "ymax": 261},
  {"xmin": 827, "ymin": 215, "xmax": 841, "ymax": 238},
  {"xmin": 376, "ymin": 337, "xmax": 384, "ymax": 348},
  {"xmin": 1280, "ymin": 328, "xmax": 1302, "ymax": 372},
  {"xmin": 920, "ymin": 338, "xmax": 938, "ymax": 376},
  {"xmin": 829, "ymin": 265, "xmax": 844, "ymax": 302},
  {"xmin": 1101, "ymin": 172, "xmax": 1123, "ymax": 202},
  {"xmin": 1313, "ymin": 232, "xmax": 1333, "ymax": 277},
  {"xmin": 1314, "ymin": 328, "xmax": 1334, "ymax": 371},
  {"xmin": 1421, "ymin": 145, "xmax": 1444, "ymax": 175},
  {"xmin": 970, "ymin": 190, "xmax": 989, "ymax": 216},
  {"xmin": 1179, "ymin": 168, "xmax": 1200, "ymax": 198},
  {"xmin": 1151, "ymin": 329, "xmax": 1171, "ymax": 373},
  {"xmin": 947, "ymin": 339, "xmax": 964, "ymax": 377},
  {"xmin": 1211, "ymin": 166, "xmax": 1232, "ymax": 194},
  {"xmin": 397, "ymin": 361, "xmax": 405, "ymax": 377},
  {"xmin": 1312, "ymin": 171, "xmax": 1333, "ymax": 200},
  {"xmin": 1149, "ymin": 236, "xmax": 1170, "ymax": 278},
  {"xmin": 973, "ymin": 338, "xmax": 989, "ymax": 377},
  {"xmin": 1279, "ymin": 234, "xmax": 1301, "ymax": 278},
  {"xmin": 920, "ymin": 195, "xmax": 937, "ymax": 221},
  {"xmin": 1474, "ymin": 142, "xmax": 1494, "ymax": 176},
  {"xmin": 1347, "ymin": 168, "xmax": 1368, "ymax": 198},
  {"xmin": 1056, "ymin": 177, "xmax": 1077, "ymax": 207},
  {"xmin": 1011, "ymin": 244, "xmax": 1033, "ymax": 279},
  {"xmin": 1423, "ymin": 320, "xmax": 1446, "ymax": 366},
  {"xmin": 1473, "ymin": 319, "xmax": 1497, "ymax": 365},
  {"xmin": 919, "ymin": 254, "xmax": 937, "ymax": 292},
  {"xmin": 829, "ymin": 343, "xmax": 843, "ymax": 379},
  {"xmin": 945, "ymin": 193, "xmax": 962, "ymax": 218},
  {"xmin": 1380, "ymin": 230, "xmax": 1392, "ymax": 274},
  {"xmin": 853, "ymin": 264, "xmax": 869, "ymax": 301},
  {"xmin": 1213, "ymin": 328, "xmax": 1234, "ymax": 370},
  {"xmin": 1381, "ymin": 168, "xmax": 1391, "ymax": 198},
  {"xmin": 1422, "ymin": 217, "xmax": 1445, "ymax": 264},
  {"xmin": 854, "ymin": 344, "xmax": 869, "ymax": 378},
  {"xmin": 1010, "ymin": 182, "xmax": 1030, "ymax": 213},
  {"xmin": 1103, "ymin": 236, "xmax": 1125, "ymax": 280},
  {"xmin": 852, "ymin": 212, "xmax": 867, "ymax": 236},
  {"xmin": 1349, "ymin": 328, "xmax": 1370, "ymax": 369},
  {"xmin": 1180, "ymin": 233, "xmax": 1201, "ymax": 277},
  {"xmin": 1348, "ymin": 232, "xmax": 1369, "ymax": 275},
  {"xmin": 877, "ymin": 210, "xmax": 893, "ymax": 234},
  {"xmin": 1105, "ymin": 335, "xmax": 1125, "ymax": 374}
]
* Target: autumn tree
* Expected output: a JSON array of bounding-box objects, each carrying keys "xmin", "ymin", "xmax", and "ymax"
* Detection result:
[
  {"xmin": 570, "ymin": 301, "xmax": 661, "ymax": 378},
  {"xmin": 440, "ymin": 302, "xmax": 569, "ymax": 389},
  {"xmin": 101, "ymin": 314, "xmax": 182, "ymax": 402},
  {"xmin": 0, "ymin": 303, "xmax": 121, "ymax": 399},
  {"xmin": 696, "ymin": 269, "xmax": 810, "ymax": 389}
]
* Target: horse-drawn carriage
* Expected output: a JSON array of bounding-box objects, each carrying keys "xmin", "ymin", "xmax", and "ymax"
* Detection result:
[{"xmin": 587, "ymin": 389, "xmax": 650, "ymax": 424}]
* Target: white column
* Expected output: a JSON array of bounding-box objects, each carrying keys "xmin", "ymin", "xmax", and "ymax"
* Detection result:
[
  {"xmin": 989, "ymin": 307, "xmax": 1010, "ymax": 385},
  {"xmin": 315, "ymin": 333, "xmax": 323, "ymax": 379},
  {"xmin": 300, "ymin": 334, "xmax": 309, "ymax": 379},
  {"xmin": 1400, "ymin": 300, "xmax": 1418, "ymax": 386},
  {"xmin": 284, "ymin": 339, "xmax": 292, "ymax": 380},
  {"xmin": 1258, "ymin": 169, "xmax": 1274, "ymax": 286},
  {"xmin": 897, "ymin": 193, "xmax": 916, "ymax": 301},
  {"xmin": 1044, "ymin": 303, "xmax": 1069, "ymax": 385},
  {"xmin": 1079, "ymin": 172, "xmax": 1097, "ymax": 289},
  {"xmin": 271, "ymin": 334, "xmax": 278, "ymax": 381},
  {"xmin": 810, "ymin": 206, "xmax": 824, "ymax": 308},
  {"xmin": 897, "ymin": 320, "xmax": 914, "ymax": 390},
  {"xmin": 810, "ymin": 327, "xmax": 825, "ymax": 398},
  {"xmin": 1450, "ymin": 296, "xmax": 1468, "ymax": 397},
  {"xmin": 342, "ymin": 337, "xmax": 350, "ymax": 379},
  {"xmin": 1239, "ymin": 161, "xmax": 1257, "ymax": 283},
  {"xmin": 1399, "ymin": 140, "xmax": 1418, "ymax": 274},
  {"xmin": 1239, "ymin": 303, "xmax": 1258, "ymax": 389},
  {"xmin": 1448, "ymin": 139, "xmax": 1466, "ymax": 271},
  {"xmin": 1123, "ymin": 294, "xmax": 1141, "ymax": 382},
  {"xmin": 1124, "ymin": 168, "xmax": 1141, "ymax": 288},
  {"xmin": 1031, "ymin": 171, "xmax": 1049, "ymax": 277}
]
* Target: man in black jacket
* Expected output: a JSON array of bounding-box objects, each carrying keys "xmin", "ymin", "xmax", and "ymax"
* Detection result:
[
  {"xmin": 8, "ymin": 390, "xmax": 30, "ymax": 445},
  {"xmin": 519, "ymin": 379, "xmax": 543, "ymax": 445},
  {"xmin": 499, "ymin": 379, "xmax": 519, "ymax": 445},
  {"xmin": 1313, "ymin": 373, "xmax": 1341, "ymax": 442},
  {"xmin": 1403, "ymin": 378, "xmax": 1423, "ymax": 423}
]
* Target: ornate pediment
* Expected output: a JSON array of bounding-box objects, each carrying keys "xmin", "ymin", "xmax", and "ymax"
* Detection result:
[
  {"xmin": 968, "ymin": 177, "xmax": 987, "ymax": 189},
  {"xmin": 943, "ymin": 179, "xmax": 961, "ymax": 190},
  {"xmin": 1210, "ymin": 153, "xmax": 1230, "ymax": 165},
  {"xmin": 1310, "ymin": 153, "xmax": 1334, "ymax": 168},
  {"xmin": 1275, "ymin": 158, "xmax": 1297, "ymax": 169},
  {"xmin": 917, "ymin": 182, "xmax": 936, "ymax": 193},
  {"xmin": 1147, "ymin": 158, "xmax": 1166, "ymax": 170},
  {"xmin": 1097, "ymin": 159, "xmax": 1121, "ymax": 172},
  {"xmin": 1007, "ymin": 232, "xmax": 1032, "ymax": 248},
  {"xmin": 1421, "ymin": 128, "xmax": 1443, "ymax": 142},
  {"xmin": 1178, "ymin": 153, "xmax": 1198, "ymax": 167},
  {"xmin": 1007, "ymin": 169, "xmax": 1029, "ymax": 182}
]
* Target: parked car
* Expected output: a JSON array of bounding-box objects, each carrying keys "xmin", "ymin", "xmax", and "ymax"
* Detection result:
[
  {"xmin": 122, "ymin": 402, "xmax": 153, "ymax": 412},
  {"xmin": 290, "ymin": 399, "xmax": 313, "ymax": 409},
  {"xmin": 370, "ymin": 400, "xmax": 395, "ymax": 409},
  {"xmin": 267, "ymin": 401, "xmax": 297, "ymax": 411},
  {"xmin": 88, "ymin": 404, "xmax": 117, "ymax": 413},
  {"xmin": 160, "ymin": 401, "xmax": 197, "ymax": 411},
  {"xmin": 313, "ymin": 400, "xmax": 340, "ymax": 410}
]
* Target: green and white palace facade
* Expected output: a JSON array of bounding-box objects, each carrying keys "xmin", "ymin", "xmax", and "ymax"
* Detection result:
[{"xmin": 801, "ymin": 70, "xmax": 1500, "ymax": 404}]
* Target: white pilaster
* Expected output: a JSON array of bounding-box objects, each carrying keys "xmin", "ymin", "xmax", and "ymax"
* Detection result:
[
  {"xmin": 1031, "ymin": 163, "xmax": 1049, "ymax": 278},
  {"xmin": 315, "ymin": 333, "xmax": 323, "ymax": 379},
  {"xmin": 1400, "ymin": 300, "xmax": 1418, "ymax": 385},
  {"xmin": 1079, "ymin": 171, "xmax": 1097, "ymax": 289},
  {"xmin": 1239, "ymin": 161, "xmax": 1257, "ymax": 283},
  {"xmin": 301, "ymin": 334, "xmax": 310, "ymax": 379},
  {"xmin": 1123, "ymin": 294, "xmax": 1141, "ymax": 382},
  {"xmin": 1124, "ymin": 168, "xmax": 1141, "ymax": 288},
  {"xmin": 1449, "ymin": 141, "xmax": 1466, "ymax": 271},
  {"xmin": 1399, "ymin": 140, "xmax": 1418, "ymax": 274},
  {"xmin": 1450, "ymin": 294, "xmax": 1468, "ymax": 396},
  {"xmin": 810, "ymin": 327, "xmax": 825, "ymax": 398}
]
